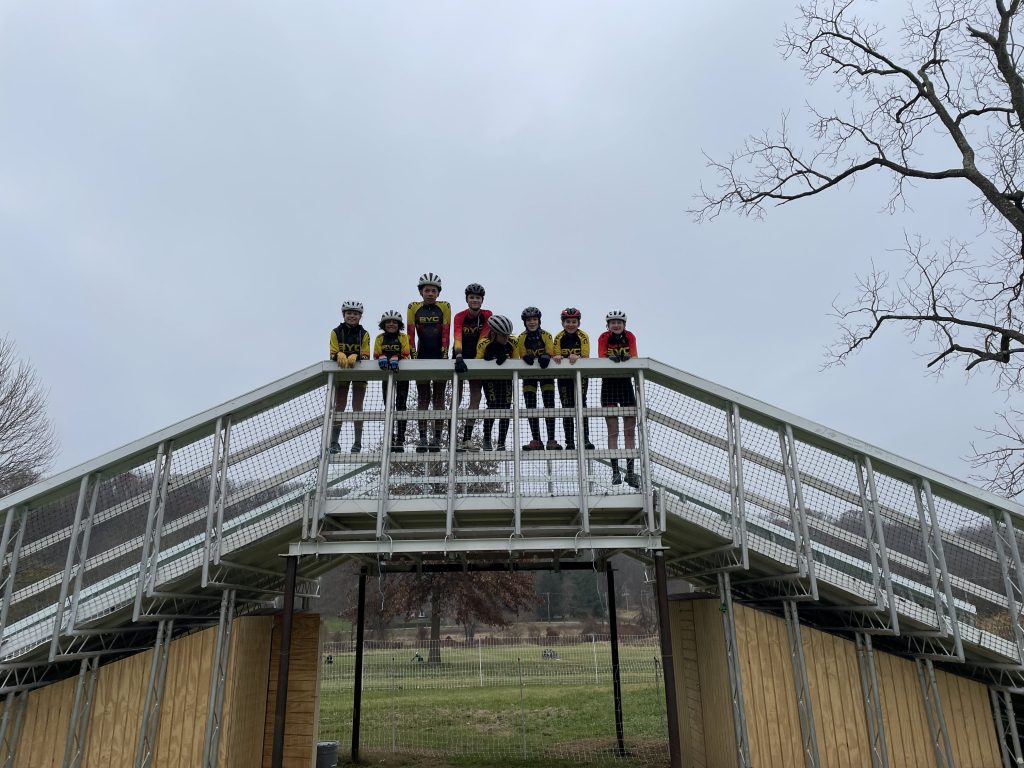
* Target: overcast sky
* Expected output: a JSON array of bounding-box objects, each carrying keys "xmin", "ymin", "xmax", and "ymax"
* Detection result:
[{"xmin": 0, "ymin": 1, "xmax": 1004, "ymax": 486}]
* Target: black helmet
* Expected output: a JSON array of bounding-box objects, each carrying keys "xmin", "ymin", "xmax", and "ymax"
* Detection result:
[
  {"xmin": 521, "ymin": 306, "xmax": 542, "ymax": 322},
  {"xmin": 488, "ymin": 315, "xmax": 514, "ymax": 336},
  {"xmin": 378, "ymin": 310, "xmax": 404, "ymax": 331},
  {"xmin": 465, "ymin": 282, "xmax": 485, "ymax": 297}
]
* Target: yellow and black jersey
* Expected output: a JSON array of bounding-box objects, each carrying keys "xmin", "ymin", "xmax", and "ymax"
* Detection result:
[
  {"xmin": 553, "ymin": 329, "xmax": 590, "ymax": 358},
  {"xmin": 407, "ymin": 300, "xmax": 452, "ymax": 359},
  {"xmin": 330, "ymin": 323, "xmax": 371, "ymax": 361},
  {"xmin": 476, "ymin": 335, "xmax": 519, "ymax": 361},
  {"xmin": 514, "ymin": 329, "xmax": 554, "ymax": 359},
  {"xmin": 374, "ymin": 332, "xmax": 411, "ymax": 359}
]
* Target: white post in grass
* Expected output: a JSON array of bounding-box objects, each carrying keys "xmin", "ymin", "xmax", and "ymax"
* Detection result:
[
  {"xmin": 478, "ymin": 638, "xmax": 484, "ymax": 688},
  {"xmin": 591, "ymin": 634, "xmax": 599, "ymax": 684}
]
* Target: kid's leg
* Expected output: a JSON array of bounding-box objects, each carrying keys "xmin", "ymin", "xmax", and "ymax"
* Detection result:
[
  {"xmin": 416, "ymin": 380, "xmax": 431, "ymax": 450},
  {"xmin": 559, "ymin": 380, "xmax": 576, "ymax": 448},
  {"xmin": 497, "ymin": 382, "xmax": 512, "ymax": 449},
  {"xmin": 394, "ymin": 382, "xmax": 409, "ymax": 450},
  {"xmin": 330, "ymin": 382, "xmax": 351, "ymax": 452},
  {"xmin": 523, "ymin": 382, "xmax": 541, "ymax": 448},
  {"xmin": 351, "ymin": 383, "xmax": 366, "ymax": 452},
  {"xmin": 482, "ymin": 381, "xmax": 496, "ymax": 450},
  {"xmin": 463, "ymin": 380, "xmax": 483, "ymax": 445},
  {"xmin": 541, "ymin": 383, "xmax": 560, "ymax": 449},
  {"xmin": 431, "ymin": 380, "xmax": 446, "ymax": 449}
]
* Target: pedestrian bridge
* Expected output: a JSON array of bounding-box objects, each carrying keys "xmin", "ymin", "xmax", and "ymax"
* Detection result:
[{"xmin": 1, "ymin": 357, "xmax": 1023, "ymax": 766}]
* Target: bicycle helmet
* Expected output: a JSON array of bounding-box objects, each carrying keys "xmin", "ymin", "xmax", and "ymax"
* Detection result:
[
  {"xmin": 341, "ymin": 300, "xmax": 364, "ymax": 315},
  {"xmin": 465, "ymin": 282, "xmax": 486, "ymax": 297},
  {"xmin": 418, "ymin": 272, "xmax": 443, "ymax": 290},
  {"xmin": 378, "ymin": 310, "xmax": 405, "ymax": 331},
  {"xmin": 560, "ymin": 307, "xmax": 581, "ymax": 321},
  {"xmin": 605, "ymin": 310, "xmax": 627, "ymax": 323},
  {"xmin": 521, "ymin": 306, "xmax": 542, "ymax": 321},
  {"xmin": 488, "ymin": 315, "xmax": 514, "ymax": 336}
]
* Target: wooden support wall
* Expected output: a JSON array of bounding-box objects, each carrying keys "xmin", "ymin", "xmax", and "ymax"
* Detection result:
[
  {"xmin": 261, "ymin": 613, "xmax": 322, "ymax": 768},
  {"xmin": 9, "ymin": 614, "xmax": 279, "ymax": 767},
  {"xmin": 670, "ymin": 596, "xmax": 1001, "ymax": 768}
]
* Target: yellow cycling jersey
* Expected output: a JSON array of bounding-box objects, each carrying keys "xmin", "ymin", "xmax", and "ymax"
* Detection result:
[
  {"xmin": 514, "ymin": 329, "xmax": 554, "ymax": 359},
  {"xmin": 553, "ymin": 329, "xmax": 589, "ymax": 358},
  {"xmin": 329, "ymin": 323, "xmax": 371, "ymax": 361},
  {"xmin": 374, "ymin": 332, "xmax": 411, "ymax": 359}
]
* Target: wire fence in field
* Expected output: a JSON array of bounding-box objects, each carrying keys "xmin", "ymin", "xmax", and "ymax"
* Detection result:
[{"xmin": 318, "ymin": 633, "xmax": 670, "ymax": 765}]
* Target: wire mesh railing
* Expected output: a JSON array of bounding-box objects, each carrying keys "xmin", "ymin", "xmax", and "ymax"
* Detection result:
[
  {"xmin": 319, "ymin": 633, "xmax": 668, "ymax": 765},
  {"xmin": 1, "ymin": 357, "xmax": 1023, "ymax": 684}
]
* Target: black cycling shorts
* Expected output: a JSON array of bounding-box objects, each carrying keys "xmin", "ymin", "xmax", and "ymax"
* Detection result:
[{"xmin": 600, "ymin": 377, "xmax": 636, "ymax": 408}]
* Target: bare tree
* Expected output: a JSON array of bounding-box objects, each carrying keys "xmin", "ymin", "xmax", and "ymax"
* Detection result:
[
  {"xmin": 0, "ymin": 336, "xmax": 57, "ymax": 497},
  {"xmin": 694, "ymin": 0, "xmax": 1024, "ymax": 493}
]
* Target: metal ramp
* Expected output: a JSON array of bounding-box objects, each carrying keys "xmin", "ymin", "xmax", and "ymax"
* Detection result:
[{"xmin": 1, "ymin": 356, "xmax": 1023, "ymax": 704}]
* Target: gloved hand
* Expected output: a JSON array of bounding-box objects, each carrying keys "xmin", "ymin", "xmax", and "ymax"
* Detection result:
[
  {"xmin": 337, "ymin": 354, "xmax": 351, "ymax": 369},
  {"xmin": 522, "ymin": 353, "xmax": 535, "ymax": 366},
  {"xmin": 608, "ymin": 350, "xmax": 622, "ymax": 363},
  {"xmin": 454, "ymin": 355, "xmax": 468, "ymax": 374},
  {"xmin": 538, "ymin": 353, "xmax": 551, "ymax": 369},
  {"xmin": 495, "ymin": 351, "xmax": 507, "ymax": 365},
  {"xmin": 389, "ymin": 356, "xmax": 400, "ymax": 371},
  {"xmin": 618, "ymin": 352, "xmax": 631, "ymax": 362},
  {"xmin": 378, "ymin": 356, "xmax": 390, "ymax": 370},
  {"xmin": 347, "ymin": 354, "xmax": 359, "ymax": 368}
]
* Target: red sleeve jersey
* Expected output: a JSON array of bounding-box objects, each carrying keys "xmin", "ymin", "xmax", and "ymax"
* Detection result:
[
  {"xmin": 598, "ymin": 330, "xmax": 637, "ymax": 359},
  {"xmin": 453, "ymin": 308, "xmax": 492, "ymax": 356}
]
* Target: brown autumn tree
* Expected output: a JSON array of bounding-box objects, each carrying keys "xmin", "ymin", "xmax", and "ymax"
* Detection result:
[
  {"xmin": 382, "ymin": 569, "xmax": 537, "ymax": 663},
  {"xmin": 695, "ymin": 0, "xmax": 1024, "ymax": 495}
]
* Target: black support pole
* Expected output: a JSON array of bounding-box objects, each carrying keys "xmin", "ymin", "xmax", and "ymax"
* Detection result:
[
  {"xmin": 271, "ymin": 555, "xmax": 298, "ymax": 768},
  {"xmin": 654, "ymin": 550, "xmax": 682, "ymax": 768},
  {"xmin": 352, "ymin": 568, "xmax": 367, "ymax": 763},
  {"xmin": 606, "ymin": 561, "xmax": 626, "ymax": 758}
]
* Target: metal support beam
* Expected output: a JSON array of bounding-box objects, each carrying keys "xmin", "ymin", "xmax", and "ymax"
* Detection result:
[
  {"xmin": 446, "ymin": 371, "xmax": 460, "ymax": 537},
  {"xmin": 271, "ymin": 556, "xmax": 298, "ymax": 768},
  {"xmin": 134, "ymin": 619, "xmax": 174, "ymax": 768},
  {"xmin": 574, "ymin": 370, "xmax": 591, "ymax": 533},
  {"xmin": 134, "ymin": 442, "xmax": 173, "ymax": 620},
  {"xmin": 916, "ymin": 657, "xmax": 954, "ymax": 768},
  {"xmin": 855, "ymin": 633, "xmax": 889, "ymax": 768},
  {"xmin": 993, "ymin": 510, "xmax": 1024, "ymax": 666},
  {"xmin": 375, "ymin": 371, "xmax": 395, "ymax": 541},
  {"xmin": 991, "ymin": 687, "xmax": 1024, "ymax": 768},
  {"xmin": 635, "ymin": 370, "xmax": 656, "ymax": 533},
  {"xmin": 718, "ymin": 571, "xmax": 751, "ymax": 768},
  {"xmin": 855, "ymin": 455, "xmax": 899, "ymax": 634},
  {"xmin": 202, "ymin": 416, "xmax": 233, "ymax": 586},
  {"xmin": 315, "ymin": 372, "xmax": 337, "ymax": 538},
  {"xmin": 0, "ymin": 692, "xmax": 26, "ymax": 768},
  {"xmin": 605, "ymin": 562, "xmax": 626, "ymax": 757},
  {"xmin": 912, "ymin": 479, "xmax": 962, "ymax": 659},
  {"xmin": 51, "ymin": 474, "xmax": 100, "ymax": 661},
  {"xmin": 0, "ymin": 506, "xmax": 27, "ymax": 638},
  {"xmin": 352, "ymin": 569, "xmax": 366, "ymax": 763},
  {"xmin": 512, "ymin": 371, "xmax": 523, "ymax": 536},
  {"xmin": 783, "ymin": 600, "xmax": 820, "ymax": 767},
  {"xmin": 779, "ymin": 424, "xmax": 818, "ymax": 599},
  {"xmin": 725, "ymin": 404, "xmax": 749, "ymax": 568},
  {"xmin": 202, "ymin": 590, "xmax": 236, "ymax": 768},
  {"xmin": 653, "ymin": 551, "xmax": 682, "ymax": 768},
  {"xmin": 61, "ymin": 656, "xmax": 99, "ymax": 768}
]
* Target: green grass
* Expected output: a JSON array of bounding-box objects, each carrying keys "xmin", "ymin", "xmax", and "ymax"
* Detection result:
[{"xmin": 319, "ymin": 640, "xmax": 669, "ymax": 767}]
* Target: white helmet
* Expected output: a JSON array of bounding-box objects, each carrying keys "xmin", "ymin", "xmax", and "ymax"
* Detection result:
[
  {"xmin": 378, "ymin": 310, "xmax": 404, "ymax": 331},
  {"xmin": 605, "ymin": 309, "xmax": 627, "ymax": 323},
  {"xmin": 341, "ymin": 301, "xmax": 364, "ymax": 315},
  {"xmin": 418, "ymin": 272, "xmax": 443, "ymax": 290},
  {"xmin": 488, "ymin": 315, "xmax": 514, "ymax": 336}
]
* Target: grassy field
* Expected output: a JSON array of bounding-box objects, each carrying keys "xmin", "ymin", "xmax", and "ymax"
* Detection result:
[{"xmin": 319, "ymin": 639, "xmax": 669, "ymax": 767}]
